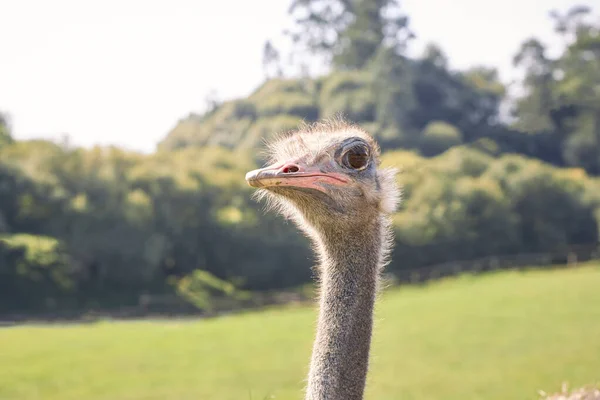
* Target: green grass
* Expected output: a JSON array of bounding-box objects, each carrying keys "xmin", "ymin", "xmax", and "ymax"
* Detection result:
[{"xmin": 1, "ymin": 265, "xmax": 600, "ymax": 400}]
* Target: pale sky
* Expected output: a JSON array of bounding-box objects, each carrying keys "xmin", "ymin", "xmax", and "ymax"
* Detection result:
[{"xmin": 1, "ymin": 0, "xmax": 598, "ymax": 153}]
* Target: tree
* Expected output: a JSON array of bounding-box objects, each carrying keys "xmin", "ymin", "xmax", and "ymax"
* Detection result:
[
  {"xmin": 420, "ymin": 121, "xmax": 463, "ymax": 156},
  {"xmin": 512, "ymin": 38, "xmax": 555, "ymax": 132},
  {"xmin": 506, "ymin": 167, "xmax": 598, "ymax": 250},
  {"xmin": 333, "ymin": 0, "xmax": 412, "ymax": 69},
  {"xmin": 285, "ymin": 0, "xmax": 412, "ymax": 71},
  {"xmin": 511, "ymin": 6, "xmax": 600, "ymax": 173},
  {"xmin": 549, "ymin": 5, "xmax": 592, "ymax": 44},
  {"xmin": 0, "ymin": 113, "xmax": 13, "ymax": 148},
  {"xmin": 262, "ymin": 40, "xmax": 283, "ymax": 79},
  {"xmin": 421, "ymin": 43, "xmax": 448, "ymax": 69},
  {"xmin": 203, "ymin": 89, "xmax": 221, "ymax": 115},
  {"xmin": 370, "ymin": 46, "xmax": 415, "ymax": 147}
]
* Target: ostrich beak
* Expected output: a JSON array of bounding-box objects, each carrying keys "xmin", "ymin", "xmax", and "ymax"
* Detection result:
[{"xmin": 245, "ymin": 161, "xmax": 348, "ymax": 191}]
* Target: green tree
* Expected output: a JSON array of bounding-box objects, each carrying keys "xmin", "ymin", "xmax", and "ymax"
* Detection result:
[
  {"xmin": 286, "ymin": 0, "xmax": 412, "ymax": 70},
  {"xmin": 512, "ymin": 38, "xmax": 555, "ymax": 133},
  {"xmin": 511, "ymin": 6, "xmax": 600, "ymax": 173},
  {"xmin": 0, "ymin": 234, "xmax": 73, "ymax": 312},
  {"xmin": 419, "ymin": 121, "xmax": 463, "ymax": 156},
  {"xmin": 333, "ymin": 0, "xmax": 412, "ymax": 69},
  {"xmin": 0, "ymin": 113, "xmax": 14, "ymax": 148},
  {"xmin": 262, "ymin": 40, "xmax": 283, "ymax": 79},
  {"xmin": 370, "ymin": 46, "xmax": 415, "ymax": 147}
]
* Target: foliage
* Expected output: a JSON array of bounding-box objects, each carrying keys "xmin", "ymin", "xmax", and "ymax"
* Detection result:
[
  {"xmin": 511, "ymin": 6, "xmax": 600, "ymax": 172},
  {"xmin": 175, "ymin": 269, "xmax": 248, "ymax": 312},
  {"xmin": 419, "ymin": 120, "xmax": 463, "ymax": 156},
  {"xmin": 0, "ymin": 234, "xmax": 73, "ymax": 312},
  {"xmin": 3, "ymin": 129, "xmax": 600, "ymax": 314},
  {"xmin": 0, "ymin": 114, "xmax": 13, "ymax": 148},
  {"xmin": 319, "ymin": 70, "xmax": 375, "ymax": 121},
  {"xmin": 3, "ymin": 5, "xmax": 600, "ymax": 315},
  {"xmin": 383, "ymin": 147, "xmax": 599, "ymax": 271},
  {"xmin": 284, "ymin": 0, "xmax": 412, "ymax": 71},
  {"xmin": 158, "ymin": 79, "xmax": 319, "ymax": 151}
]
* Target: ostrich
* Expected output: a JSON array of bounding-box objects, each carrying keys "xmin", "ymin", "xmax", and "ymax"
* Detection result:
[{"xmin": 245, "ymin": 119, "xmax": 400, "ymax": 400}]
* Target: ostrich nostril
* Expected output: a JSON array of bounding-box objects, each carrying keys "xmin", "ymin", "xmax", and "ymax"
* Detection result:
[{"xmin": 281, "ymin": 165, "xmax": 300, "ymax": 174}]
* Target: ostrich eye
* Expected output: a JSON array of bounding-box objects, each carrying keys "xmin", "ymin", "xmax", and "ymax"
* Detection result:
[{"xmin": 342, "ymin": 144, "xmax": 370, "ymax": 170}]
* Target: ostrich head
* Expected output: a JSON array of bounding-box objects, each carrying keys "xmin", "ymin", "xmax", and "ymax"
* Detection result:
[{"xmin": 245, "ymin": 120, "xmax": 399, "ymax": 235}]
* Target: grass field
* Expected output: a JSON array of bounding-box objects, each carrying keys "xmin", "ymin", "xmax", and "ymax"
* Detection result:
[{"xmin": 1, "ymin": 264, "xmax": 599, "ymax": 400}]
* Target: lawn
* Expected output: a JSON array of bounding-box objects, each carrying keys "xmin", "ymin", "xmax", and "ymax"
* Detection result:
[{"xmin": 1, "ymin": 264, "xmax": 599, "ymax": 400}]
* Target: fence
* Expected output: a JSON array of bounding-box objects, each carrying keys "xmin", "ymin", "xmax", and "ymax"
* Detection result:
[
  {"xmin": 390, "ymin": 243, "xmax": 600, "ymax": 285},
  {"xmin": 2, "ymin": 243, "xmax": 598, "ymax": 324},
  {"xmin": 138, "ymin": 243, "xmax": 600, "ymax": 318}
]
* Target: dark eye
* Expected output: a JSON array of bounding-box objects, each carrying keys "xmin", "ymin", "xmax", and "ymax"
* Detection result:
[{"xmin": 342, "ymin": 144, "xmax": 370, "ymax": 170}]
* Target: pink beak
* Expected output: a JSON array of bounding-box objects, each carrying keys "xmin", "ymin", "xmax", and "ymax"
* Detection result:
[{"xmin": 245, "ymin": 161, "xmax": 348, "ymax": 192}]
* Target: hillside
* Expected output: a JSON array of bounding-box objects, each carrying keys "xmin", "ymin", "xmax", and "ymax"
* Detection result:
[
  {"xmin": 158, "ymin": 75, "xmax": 369, "ymax": 152},
  {"xmin": 157, "ymin": 66, "xmax": 504, "ymax": 155}
]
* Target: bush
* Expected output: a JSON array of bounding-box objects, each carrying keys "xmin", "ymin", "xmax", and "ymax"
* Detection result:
[
  {"xmin": 420, "ymin": 121, "xmax": 463, "ymax": 156},
  {"xmin": 320, "ymin": 71, "xmax": 371, "ymax": 99},
  {"xmin": 242, "ymin": 115, "xmax": 303, "ymax": 150},
  {"xmin": 175, "ymin": 269, "xmax": 249, "ymax": 312},
  {"xmin": 233, "ymin": 101, "xmax": 257, "ymax": 119},
  {"xmin": 0, "ymin": 234, "xmax": 74, "ymax": 312},
  {"xmin": 320, "ymin": 71, "xmax": 376, "ymax": 122},
  {"xmin": 430, "ymin": 146, "xmax": 492, "ymax": 178},
  {"xmin": 255, "ymin": 93, "xmax": 319, "ymax": 120}
]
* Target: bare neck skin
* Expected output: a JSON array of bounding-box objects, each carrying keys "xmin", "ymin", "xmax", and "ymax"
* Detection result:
[{"xmin": 305, "ymin": 218, "xmax": 383, "ymax": 400}]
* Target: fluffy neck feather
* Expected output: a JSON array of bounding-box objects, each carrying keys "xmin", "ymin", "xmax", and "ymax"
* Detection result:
[{"xmin": 305, "ymin": 217, "xmax": 387, "ymax": 400}]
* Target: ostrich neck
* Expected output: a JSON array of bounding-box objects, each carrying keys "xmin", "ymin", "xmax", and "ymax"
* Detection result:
[{"xmin": 306, "ymin": 218, "xmax": 383, "ymax": 400}]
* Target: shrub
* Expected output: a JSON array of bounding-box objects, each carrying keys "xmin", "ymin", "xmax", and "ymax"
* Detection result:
[{"xmin": 420, "ymin": 121, "xmax": 463, "ymax": 156}]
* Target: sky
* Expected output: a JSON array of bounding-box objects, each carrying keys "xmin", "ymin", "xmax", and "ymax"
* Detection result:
[{"xmin": 1, "ymin": 0, "xmax": 598, "ymax": 153}]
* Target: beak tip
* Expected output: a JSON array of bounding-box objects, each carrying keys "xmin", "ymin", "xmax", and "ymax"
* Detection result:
[{"xmin": 245, "ymin": 170, "xmax": 262, "ymax": 188}]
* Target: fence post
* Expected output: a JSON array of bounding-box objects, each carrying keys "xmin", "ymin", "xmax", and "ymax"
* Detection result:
[
  {"xmin": 410, "ymin": 271, "xmax": 421, "ymax": 284},
  {"xmin": 453, "ymin": 263, "xmax": 462, "ymax": 276},
  {"xmin": 490, "ymin": 257, "xmax": 499, "ymax": 271},
  {"xmin": 567, "ymin": 252, "xmax": 578, "ymax": 267},
  {"xmin": 139, "ymin": 294, "xmax": 150, "ymax": 312}
]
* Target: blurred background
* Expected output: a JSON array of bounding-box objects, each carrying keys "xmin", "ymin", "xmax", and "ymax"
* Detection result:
[{"xmin": 1, "ymin": 0, "xmax": 600, "ymax": 399}]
